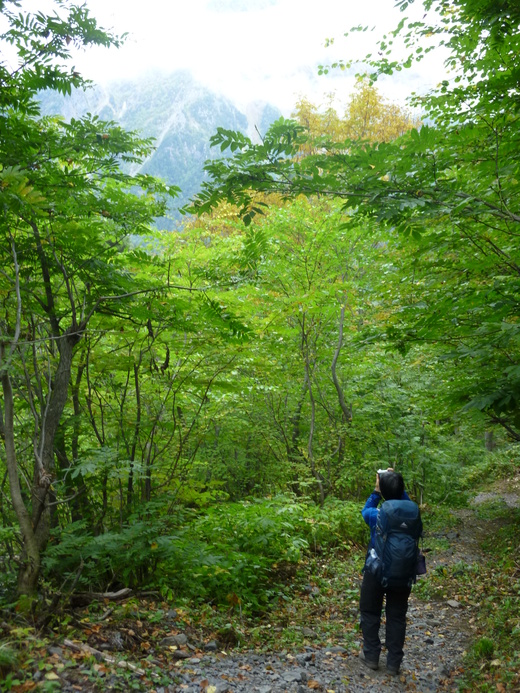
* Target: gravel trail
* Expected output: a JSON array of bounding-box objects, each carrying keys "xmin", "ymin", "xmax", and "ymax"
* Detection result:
[{"xmin": 160, "ymin": 504, "xmax": 492, "ymax": 693}]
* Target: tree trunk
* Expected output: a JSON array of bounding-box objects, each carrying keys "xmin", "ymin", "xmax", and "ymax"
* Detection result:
[
  {"xmin": 4, "ymin": 329, "xmax": 79, "ymax": 596},
  {"xmin": 302, "ymin": 335, "xmax": 325, "ymax": 507},
  {"xmin": 286, "ymin": 386, "xmax": 306, "ymax": 496},
  {"xmin": 31, "ymin": 333, "xmax": 77, "ymax": 552},
  {"xmin": 1, "ymin": 369, "xmax": 41, "ymax": 596},
  {"xmin": 127, "ymin": 361, "xmax": 142, "ymax": 510},
  {"xmin": 484, "ymin": 430, "xmax": 495, "ymax": 451},
  {"xmin": 331, "ymin": 304, "xmax": 352, "ymax": 425}
]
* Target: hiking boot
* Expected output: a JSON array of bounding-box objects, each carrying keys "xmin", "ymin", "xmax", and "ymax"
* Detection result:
[
  {"xmin": 359, "ymin": 650, "xmax": 379, "ymax": 670},
  {"xmin": 386, "ymin": 663, "xmax": 400, "ymax": 676}
]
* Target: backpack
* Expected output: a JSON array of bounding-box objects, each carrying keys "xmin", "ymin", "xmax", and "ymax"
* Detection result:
[{"xmin": 367, "ymin": 499, "xmax": 423, "ymax": 588}]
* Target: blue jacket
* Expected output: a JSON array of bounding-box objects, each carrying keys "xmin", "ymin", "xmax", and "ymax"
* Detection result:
[{"xmin": 362, "ymin": 490, "xmax": 411, "ymax": 549}]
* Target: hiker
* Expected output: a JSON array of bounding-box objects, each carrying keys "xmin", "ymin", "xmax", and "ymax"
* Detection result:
[{"xmin": 359, "ymin": 468, "xmax": 422, "ymax": 676}]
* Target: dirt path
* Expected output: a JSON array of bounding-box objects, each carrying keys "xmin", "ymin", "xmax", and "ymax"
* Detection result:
[{"xmin": 29, "ymin": 486, "xmax": 519, "ymax": 692}]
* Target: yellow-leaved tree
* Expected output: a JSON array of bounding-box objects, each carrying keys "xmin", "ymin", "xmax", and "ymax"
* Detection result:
[
  {"xmin": 292, "ymin": 79, "xmax": 420, "ymax": 150},
  {"xmin": 343, "ymin": 79, "xmax": 420, "ymax": 142}
]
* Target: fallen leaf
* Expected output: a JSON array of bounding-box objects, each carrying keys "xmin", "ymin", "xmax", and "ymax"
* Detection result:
[
  {"xmin": 44, "ymin": 672, "xmax": 60, "ymax": 681},
  {"xmin": 13, "ymin": 682, "xmax": 36, "ymax": 692}
]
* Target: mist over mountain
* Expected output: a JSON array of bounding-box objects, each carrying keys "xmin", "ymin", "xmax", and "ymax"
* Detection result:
[{"xmin": 39, "ymin": 71, "xmax": 281, "ymax": 229}]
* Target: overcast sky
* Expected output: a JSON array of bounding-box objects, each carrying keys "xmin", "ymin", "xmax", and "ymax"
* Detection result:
[{"xmin": 49, "ymin": 0, "xmax": 443, "ymax": 114}]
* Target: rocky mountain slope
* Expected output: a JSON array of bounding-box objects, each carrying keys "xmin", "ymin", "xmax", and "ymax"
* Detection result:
[{"xmin": 39, "ymin": 70, "xmax": 281, "ymax": 228}]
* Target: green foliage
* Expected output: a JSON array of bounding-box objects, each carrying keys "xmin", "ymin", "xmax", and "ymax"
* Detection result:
[
  {"xmin": 0, "ymin": 641, "xmax": 18, "ymax": 672},
  {"xmin": 166, "ymin": 495, "xmax": 365, "ymax": 612},
  {"xmin": 188, "ymin": 0, "xmax": 520, "ymax": 443},
  {"xmin": 302, "ymin": 497, "xmax": 366, "ymax": 548},
  {"xmin": 42, "ymin": 495, "xmax": 364, "ymax": 614},
  {"xmin": 461, "ymin": 448, "xmax": 520, "ymax": 490},
  {"xmin": 473, "ymin": 637, "xmax": 495, "ymax": 660},
  {"xmin": 43, "ymin": 499, "xmax": 191, "ymax": 590}
]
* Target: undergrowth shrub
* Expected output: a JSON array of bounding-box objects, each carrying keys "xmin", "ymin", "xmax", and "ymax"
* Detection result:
[
  {"xmin": 299, "ymin": 496, "xmax": 366, "ymax": 549},
  {"xmin": 43, "ymin": 500, "xmax": 193, "ymax": 592},
  {"xmin": 460, "ymin": 447, "xmax": 520, "ymax": 489},
  {"xmin": 42, "ymin": 495, "xmax": 365, "ymax": 614},
  {"xmin": 0, "ymin": 641, "xmax": 18, "ymax": 673}
]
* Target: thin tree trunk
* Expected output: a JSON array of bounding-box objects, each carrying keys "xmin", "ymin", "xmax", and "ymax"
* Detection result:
[
  {"xmin": 485, "ymin": 430, "xmax": 495, "ymax": 451},
  {"xmin": 331, "ymin": 304, "xmax": 352, "ymax": 425},
  {"xmin": 1, "ymin": 367, "xmax": 40, "ymax": 595},
  {"xmin": 302, "ymin": 335, "xmax": 325, "ymax": 506},
  {"xmin": 127, "ymin": 361, "xmax": 142, "ymax": 510},
  {"xmin": 31, "ymin": 333, "xmax": 77, "ymax": 553}
]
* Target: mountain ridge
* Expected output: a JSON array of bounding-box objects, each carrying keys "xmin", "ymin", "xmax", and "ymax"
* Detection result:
[{"xmin": 39, "ymin": 70, "xmax": 282, "ymax": 228}]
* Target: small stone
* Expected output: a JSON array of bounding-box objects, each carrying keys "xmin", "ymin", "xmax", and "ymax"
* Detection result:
[
  {"xmin": 161, "ymin": 633, "xmax": 188, "ymax": 647},
  {"xmin": 296, "ymin": 652, "xmax": 313, "ymax": 664},
  {"xmin": 447, "ymin": 599, "xmax": 462, "ymax": 608},
  {"xmin": 170, "ymin": 650, "xmax": 191, "ymax": 660},
  {"xmin": 283, "ymin": 669, "xmax": 304, "ymax": 683},
  {"xmin": 204, "ymin": 640, "xmax": 218, "ymax": 651},
  {"xmin": 109, "ymin": 631, "xmax": 125, "ymax": 651},
  {"xmin": 215, "ymin": 685, "xmax": 232, "ymax": 693},
  {"xmin": 47, "ymin": 647, "xmax": 63, "ymax": 657},
  {"xmin": 302, "ymin": 627, "xmax": 318, "ymax": 639}
]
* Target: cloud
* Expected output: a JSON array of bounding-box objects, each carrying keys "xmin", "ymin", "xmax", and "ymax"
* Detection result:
[
  {"xmin": 68, "ymin": 0, "xmax": 444, "ymax": 114},
  {"xmin": 207, "ymin": 0, "xmax": 278, "ymax": 11}
]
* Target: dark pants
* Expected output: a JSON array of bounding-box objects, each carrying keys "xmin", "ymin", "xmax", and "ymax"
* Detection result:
[{"xmin": 359, "ymin": 570, "xmax": 411, "ymax": 670}]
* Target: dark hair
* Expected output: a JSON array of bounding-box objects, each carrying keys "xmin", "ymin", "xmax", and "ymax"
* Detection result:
[{"xmin": 379, "ymin": 471, "xmax": 405, "ymax": 500}]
